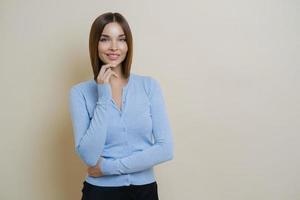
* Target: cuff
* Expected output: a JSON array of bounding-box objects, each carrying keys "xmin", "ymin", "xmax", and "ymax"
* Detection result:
[
  {"xmin": 100, "ymin": 157, "xmax": 121, "ymax": 175},
  {"xmin": 97, "ymin": 83, "xmax": 112, "ymax": 101}
]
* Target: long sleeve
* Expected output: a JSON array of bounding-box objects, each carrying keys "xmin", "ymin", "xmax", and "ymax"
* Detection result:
[
  {"xmin": 69, "ymin": 83, "xmax": 112, "ymax": 167},
  {"xmin": 100, "ymin": 78, "xmax": 174, "ymax": 175}
]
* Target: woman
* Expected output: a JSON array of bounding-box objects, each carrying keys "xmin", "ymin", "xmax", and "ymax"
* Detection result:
[{"xmin": 69, "ymin": 12, "xmax": 174, "ymax": 200}]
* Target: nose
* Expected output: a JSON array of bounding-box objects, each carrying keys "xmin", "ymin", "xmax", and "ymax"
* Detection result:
[{"xmin": 109, "ymin": 40, "xmax": 118, "ymax": 51}]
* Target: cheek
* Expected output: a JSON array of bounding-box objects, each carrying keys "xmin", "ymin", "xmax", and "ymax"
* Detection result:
[
  {"xmin": 98, "ymin": 46, "xmax": 103, "ymax": 54},
  {"xmin": 119, "ymin": 43, "xmax": 128, "ymax": 52},
  {"xmin": 120, "ymin": 44, "xmax": 128, "ymax": 53},
  {"xmin": 97, "ymin": 46, "xmax": 107, "ymax": 60},
  {"xmin": 98, "ymin": 49, "xmax": 105, "ymax": 58},
  {"xmin": 98, "ymin": 43, "xmax": 108, "ymax": 52}
]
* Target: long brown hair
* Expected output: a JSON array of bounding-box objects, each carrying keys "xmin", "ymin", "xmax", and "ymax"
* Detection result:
[{"xmin": 89, "ymin": 12, "xmax": 133, "ymax": 81}]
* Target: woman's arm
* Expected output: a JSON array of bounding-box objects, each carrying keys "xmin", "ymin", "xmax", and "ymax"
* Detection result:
[
  {"xmin": 99, "ymin": 78, "xmax": 174, "ymax": 175},
  {"xmin": 69, "ymin": 83, "xmax": 111, "ymax": 167}
]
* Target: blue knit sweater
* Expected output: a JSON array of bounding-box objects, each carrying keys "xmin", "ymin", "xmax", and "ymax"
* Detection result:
[{"xmin": 69, "ymin": 73, "xmax": 173, "ymax": 186}]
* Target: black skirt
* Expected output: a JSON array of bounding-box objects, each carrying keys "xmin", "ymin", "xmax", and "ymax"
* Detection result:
[{"xmin": 81, "ymin": 181, "xmax": 159, "ymax": 200}]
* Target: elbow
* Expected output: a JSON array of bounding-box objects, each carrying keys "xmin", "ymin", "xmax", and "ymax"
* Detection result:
[
  {"xmin": 163, "ymin": 142, "xmax": 174, "ymax": 161},
  {"xmin": 75, "ymin": 145, "xmax": 97, "ymax": 167},
  {"xmin": 167, "ymin": 147, "xmax": 174, "ymax": 161}
]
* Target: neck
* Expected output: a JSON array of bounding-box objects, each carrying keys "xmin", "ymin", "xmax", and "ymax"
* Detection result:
[
  {"xmin": 111, "ymin": 64, "xmax": 123, "ymax": 78},
  {"xmin": 109, "ymin": 64, "xmax": 127, "ymax": 85}
]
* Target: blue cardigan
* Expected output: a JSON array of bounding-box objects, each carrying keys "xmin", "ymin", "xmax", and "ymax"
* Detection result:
[{"xmin": 69, "ymin": 73, "xmax": 173, "ymax": 186}]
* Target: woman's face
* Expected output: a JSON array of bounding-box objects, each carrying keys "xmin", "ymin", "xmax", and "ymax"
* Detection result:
[{"xmin": 98, "ymin": 22, "xmax": 128, "ymax": 66}]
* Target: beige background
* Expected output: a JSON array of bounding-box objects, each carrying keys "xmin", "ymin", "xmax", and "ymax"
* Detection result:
[{"xmin": 1, "ymin": 0, "xmax": 299, "ymax": 199}]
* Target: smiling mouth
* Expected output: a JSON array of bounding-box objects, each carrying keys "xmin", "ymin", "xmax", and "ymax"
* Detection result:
[{"xmin": 106, "ymin": 54, "xmax": 120, "ymax": 60}]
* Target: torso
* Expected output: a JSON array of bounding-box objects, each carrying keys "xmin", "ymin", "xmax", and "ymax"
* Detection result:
[
  {"xmin": 111, "ymin": 86, "xmax": 123, "ymax": 110},
  {"xmin": 111, "ymin": 78, "xmax": 129, "ymax": 110}
]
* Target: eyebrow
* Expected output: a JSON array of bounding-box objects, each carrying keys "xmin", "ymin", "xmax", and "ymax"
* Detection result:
[{"xmin": 100, "ymin": 34, "xmax": 126, "ymax": 38}]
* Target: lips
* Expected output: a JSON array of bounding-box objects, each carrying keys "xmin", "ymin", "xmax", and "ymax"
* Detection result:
[{"xmin": 106, "ymin": 53, "xmax": 120, "ymax": 60}]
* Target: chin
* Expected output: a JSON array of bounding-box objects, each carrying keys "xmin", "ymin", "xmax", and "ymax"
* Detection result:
[
  {"xmin": 101, "ymin": 59, "xmax": 117, "ymax": 65},
  {"xmin": 110, "ymin": 60, "xmax": 122, "ymax": 65}
]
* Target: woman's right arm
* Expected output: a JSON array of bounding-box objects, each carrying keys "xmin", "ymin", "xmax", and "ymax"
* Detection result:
[
  {"xmin": 69, "ymin": 65, "xmax": 118, "ymax": 167},
  {"xmin": 69, "ymin": 83, "xmax": 111, "ymax": 167}
]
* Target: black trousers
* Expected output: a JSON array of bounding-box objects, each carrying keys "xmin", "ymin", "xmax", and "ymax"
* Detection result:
[{"xmin": 81, "ymin": 181, "xmax": 159, "ymax": 200}]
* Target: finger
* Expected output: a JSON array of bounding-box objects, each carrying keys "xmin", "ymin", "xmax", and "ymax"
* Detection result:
[
  {"xmin": 88, "ymin": 170, "xmax": 95, "ymax": 176},
  {"xmin": 89, "ymin": 167, "xmax": 96, "ymax": 173},
  {"xmin": 105, "ymin": 68, "xmax": 120, "ymax": 79},
  {"xmin": 104, "ymin": 70, "xmax": 118, "ymax": 83},
  {"xmin": 98, "ymin": 65, "xmax": 110, "ymax": 81},
  {"xmin": 89, "ymin": 173, "xmax": 94, "ymax": 177},
  {"xmin": 103, "ymin": 69, "xmax": 113, "ymax": 82},
  {"xmin": 99, "ymin": 64, "xmax": 114, "ymax": 79},
  {"xmin": 88, "ymin": 167, "xmax": 96, "ymax": 174},
  {"xmin": 111, "ymin": 71, "xmax": 119, "ymax": 78},
  {"xmin": 103, "ymin": 68, "xmax": 119, "ymax": 79}
]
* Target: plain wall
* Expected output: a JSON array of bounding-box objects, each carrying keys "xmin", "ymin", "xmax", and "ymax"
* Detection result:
[{"xmin": 0, "ymin": 0, "xmax": 299, "ymax": 199}]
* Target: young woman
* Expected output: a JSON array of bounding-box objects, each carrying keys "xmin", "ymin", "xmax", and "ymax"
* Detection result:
[{"xmin": 69, "ymin": 12, "xmax": 174, "ymax": 200}]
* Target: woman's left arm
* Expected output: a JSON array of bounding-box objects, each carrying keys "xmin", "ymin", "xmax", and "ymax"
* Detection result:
[{"xmin": 99, "ymin": 78, "xmax": 174, "ymax": 175}]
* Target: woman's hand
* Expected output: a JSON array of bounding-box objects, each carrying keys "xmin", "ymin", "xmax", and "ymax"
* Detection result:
[
  {"xmin": 87, "ymin": 159, "xmax": 104, "ymax": 177},
  {"xmin": 96, "ymin": 64, "xmax": 119, "ymax": 84}
]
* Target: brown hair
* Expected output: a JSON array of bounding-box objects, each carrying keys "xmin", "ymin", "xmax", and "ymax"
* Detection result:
[{"xmin": 89, "ymin": 12, "xmax": 133, "ymax": 81}]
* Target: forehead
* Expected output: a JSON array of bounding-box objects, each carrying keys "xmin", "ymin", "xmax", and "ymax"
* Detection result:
[{"xmin": 101, "ymin": 22, "xmax": 125, "ymax": 36}]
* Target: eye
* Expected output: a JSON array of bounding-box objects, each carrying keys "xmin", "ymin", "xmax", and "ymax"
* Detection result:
[
  {"xmin": 99, "ymin": 38, "xmax": 108, "ymax": 42},
  {"xmin": 120, "ymin": 38, "xmax": 127, "ymax": 42}
]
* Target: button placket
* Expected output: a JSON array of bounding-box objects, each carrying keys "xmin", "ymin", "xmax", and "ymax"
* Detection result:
[{"xmin": 120, "ymin": 119, "xmax": 129, "ymax": 149}]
